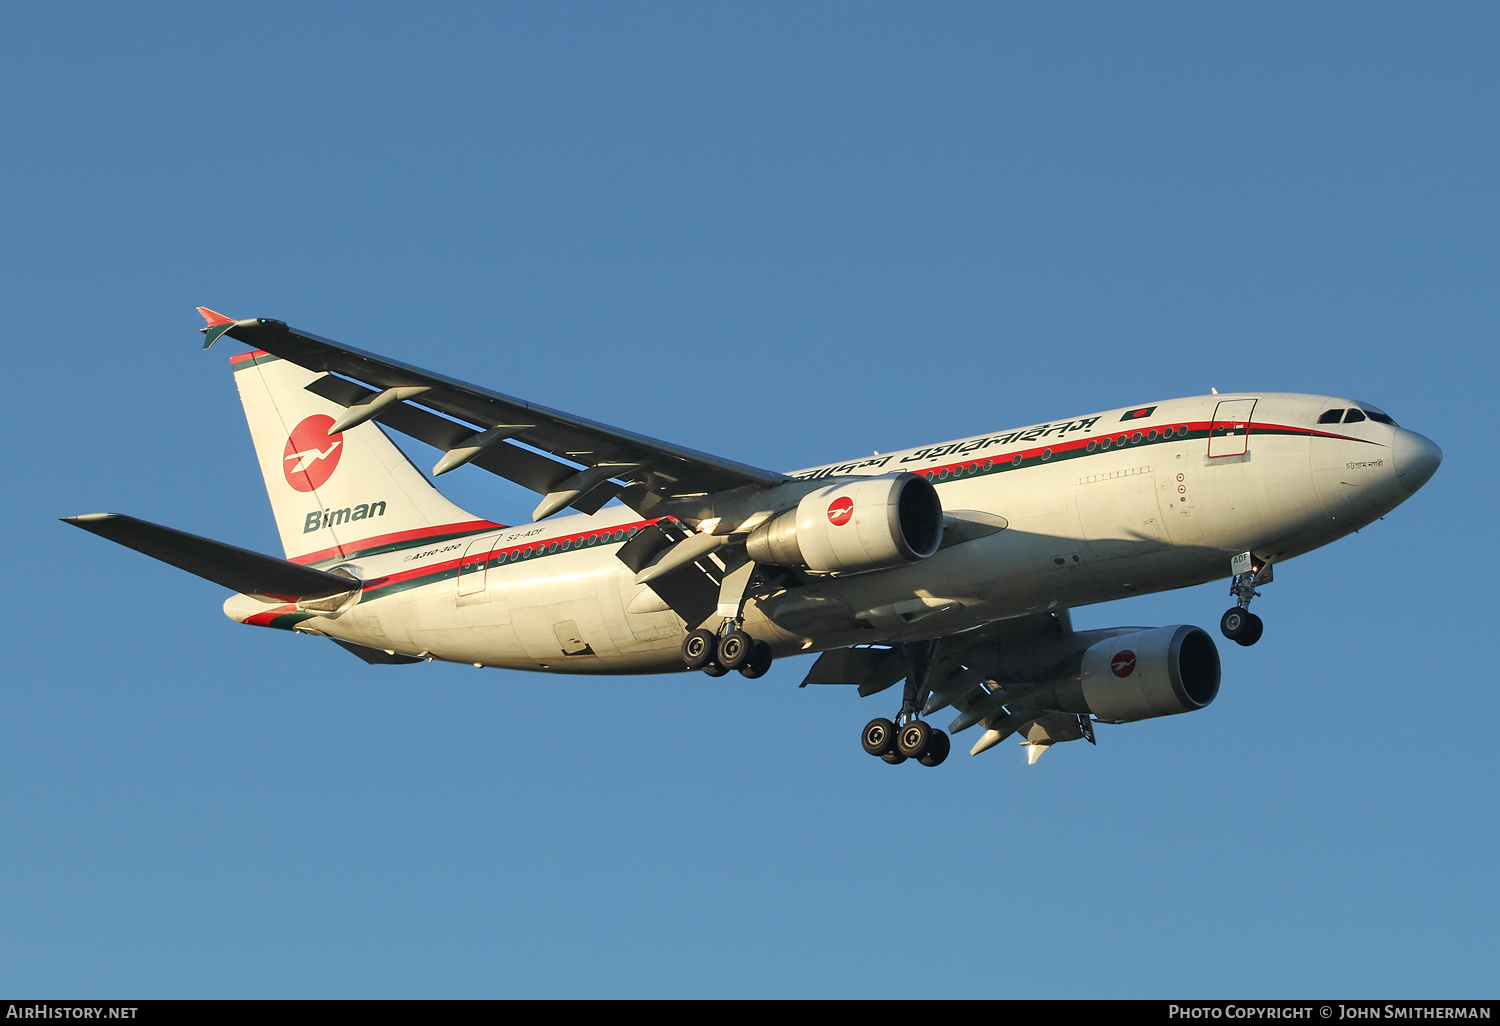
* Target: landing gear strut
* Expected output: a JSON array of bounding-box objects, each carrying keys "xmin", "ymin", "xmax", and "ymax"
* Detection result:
[
  {"xmin": 1220, "ymin": 552, "xmax": 1271, "ymax": 647},
  {"xmin": 861, "ymin": 639, "xmax": 950, "ymax": 767}
]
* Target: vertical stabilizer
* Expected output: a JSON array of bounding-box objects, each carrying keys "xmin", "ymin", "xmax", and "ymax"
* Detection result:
[{"xmin": 230, "ymin": 350, "xmax": 498, "ymax": 565}]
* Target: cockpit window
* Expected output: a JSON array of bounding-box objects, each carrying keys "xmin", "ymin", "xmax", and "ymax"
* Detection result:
[
  {"xmin": 1318, "ymin": 408, "xmax": 1345, "ymax": 424},
  {"xmin": 1343, "ymin": 408, "xmax": 1367, "ymax": 424},
  {"xmin": 1349, "ymin": 401, "xmax": 1399, "ymax": 426}
]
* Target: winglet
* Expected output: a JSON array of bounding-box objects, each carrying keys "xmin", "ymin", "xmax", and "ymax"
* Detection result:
[{"xmin": 196, "ymin": 307, "xmax": 237, "ymax": 349}]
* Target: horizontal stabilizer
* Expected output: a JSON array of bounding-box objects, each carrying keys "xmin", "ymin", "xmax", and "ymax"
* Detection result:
[{"xmin": 62, "ymin": 513, "xmax": 361, "ymax": 602}]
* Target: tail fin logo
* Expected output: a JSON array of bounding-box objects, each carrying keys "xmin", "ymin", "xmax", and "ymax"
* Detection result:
[{"xmin": 283, "ymin": 415, "xmax": 344, "ymax": 492}]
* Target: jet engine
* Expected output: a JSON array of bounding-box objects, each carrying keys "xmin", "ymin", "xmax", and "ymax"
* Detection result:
[
  {"xmin": 1073, "ymin": 625, "xmax": 1221, "ymax": 723},
  {"xmin": 746, "ymin": 473, "xmax": 943, "ymax": 575}
]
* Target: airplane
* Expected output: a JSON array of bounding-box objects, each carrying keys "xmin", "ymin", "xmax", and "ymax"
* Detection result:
[{"xmin": 63, "ymin": 308, "xmax": 1443, "ymax": 767}]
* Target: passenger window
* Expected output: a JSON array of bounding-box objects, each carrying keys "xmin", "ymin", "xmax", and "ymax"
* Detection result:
[
  {"xmin": 1318, "ymin": 409, "xmax": 1345, "ymax": 424},
  {"xmin": 1343, "ymin": 408, "xmax": 1366, "ymax": 424}
]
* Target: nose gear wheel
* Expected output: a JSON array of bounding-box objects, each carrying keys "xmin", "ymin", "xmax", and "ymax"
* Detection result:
[{"xmin": 1220, "ymin": 607, "xmax": 1264, "ymax": 646}]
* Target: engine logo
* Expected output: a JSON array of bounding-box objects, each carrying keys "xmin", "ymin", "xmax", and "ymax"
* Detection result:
[
  {"xmin": 827, "ymin": 496, "xmax": 855, "ymax": 526},
  {"xmin": 283, "ymin": 415, "xmax": 344, "ymax": 493},
  {"xmin": 1111, "ymin": 650, "xmax": 1137, "ymax": 677}
]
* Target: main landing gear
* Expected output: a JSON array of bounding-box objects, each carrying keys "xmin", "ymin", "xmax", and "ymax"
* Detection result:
[
  {"xmin": 1220, "ymin": 552, "xmax": 1272, "ymax": 647},
  {"xmin": 860, "ymin": 638, "xmax": 950, "ymax": 767},
  {"xmin": 680, "ymin": 558, "xmax": 774, "ymax": 678},
  {"xmin": 861, "ymin": 715, "xmax": 951, "ymax": 767},
  {"xmin": 681, "ymin": 625, "xmax": 773, "ymax": 679}
]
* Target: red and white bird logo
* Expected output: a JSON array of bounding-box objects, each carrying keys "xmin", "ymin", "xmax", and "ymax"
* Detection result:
[
  {"xmin": 827, "ymin": 496, "xmax": 855, "ymax": 527},
  {"xmin": 283, "ymin": 415, "xmax": 344, "ymax": 492},
  {"xmin": 1111, "ymin": 649, "xmax": 1137, "ymax": 678}
]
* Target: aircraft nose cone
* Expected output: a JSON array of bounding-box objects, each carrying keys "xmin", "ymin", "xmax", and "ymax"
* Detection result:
[{"xmin": 1393, "ymin": 428, "xmax": 1442, "ymax": 494}]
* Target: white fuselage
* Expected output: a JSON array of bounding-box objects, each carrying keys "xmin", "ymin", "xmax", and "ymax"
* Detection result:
[{"xmin": 225, "ymin": 392, "xmax": 1436, "ymax": 673}]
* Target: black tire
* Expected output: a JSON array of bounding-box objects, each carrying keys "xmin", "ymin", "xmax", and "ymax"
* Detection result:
[
  {"xmin": 738, "ymin": 641, "xmax": 773, "ymax": 679},
  {"xmin": 701, "ymin": 659, "xmax": 730, "ymax": 677},
  {"xmin": 861, "ymin": 718, "xmax": 896, "ymax": 756},
  {"xmin": 1236, "ymin": 611, "xmax": 1264, "ymax": 647},
  {"xmin": 1220, "ymin": 607, "xmax": 1249, "ymax": 641},
  {"xmin": 717, "ymin": 629, "xmax": 753, "ymax": 670},
  {"xmin": 682, "ymin": 628, "xmax": 717, "ymax": 670},
  {"xmin": 918, "ymin": 729, "xmax": 951, "ymax": 767},
  {"xmin": 897, "ymin": 720, "xmax": 932, "ymax": 759},
  {"xmin": 880, "ymin": 749, "xmax": 908, "ymax": 765}
]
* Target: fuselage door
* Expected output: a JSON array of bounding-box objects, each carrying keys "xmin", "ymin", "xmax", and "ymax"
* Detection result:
[
  {"xmin": 1207, "ymin": 398, "xmax": 1258, "ymax": 459},
  {"xmin": 457, "ymin": 535, "xmax": 494, "ymax": 600}
]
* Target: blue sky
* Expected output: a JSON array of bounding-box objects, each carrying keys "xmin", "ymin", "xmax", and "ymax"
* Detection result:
[{"xmin": 2, "ymin": 3, "xmax": 1495, "ymax": 997}]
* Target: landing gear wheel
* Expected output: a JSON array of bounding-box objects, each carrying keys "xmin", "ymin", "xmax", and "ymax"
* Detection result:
[
  {"xmin": 1220, "ymin": 608, "xmax": 1264, "ymax": 646},
  {"xmin": 738, "ymin": 641, "xmax": 773, "ymax": 679},
  {"xmin": 700, "ymin": 659, "xmax": 730, "ymax": 677},
  {"xmin": 897, "ymin": 720, "xmax": 932, "ymax": 760},
  {"xmin": 918, "ymin": 729, "xmax": 950, "ymax": 767},
  {"xmin": 1236, "ymin": 611, "xmax": 1264, "ymax": 647},
  {"xmin": 880, "ymin": 749, "xmax": 908, "ymax": 765},
  {"xmin": 682, "ymin": 629, "xmax": 717, "ymax": 670},
  {"xmin": 861, "ymin": 718, "xmax": 897, "ymax": 757},
  {"xmin": 717, "ymin": 629, "xmax": 753, "ymax": 670}
]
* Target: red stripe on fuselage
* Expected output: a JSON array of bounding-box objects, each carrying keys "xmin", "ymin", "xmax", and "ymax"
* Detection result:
[
  {"xmin": 358, "ymin": 518, "xmax": 668, "ymax": 598},
  {"xmin": 292, "ymin": 519, "xmax": 505, "ymax": 566},
  {"xmin": 910, "ymin": 420, "xmax": 1381, "ymax": 480},
  {"xmin": 243, "ymin": 603, "xmax": 298, "ymax": 627}
]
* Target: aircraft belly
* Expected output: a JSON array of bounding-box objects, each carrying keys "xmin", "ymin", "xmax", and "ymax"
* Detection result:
[{"xmin": 349, "ymin": 590, "xmax": 418, "ymax": 649}]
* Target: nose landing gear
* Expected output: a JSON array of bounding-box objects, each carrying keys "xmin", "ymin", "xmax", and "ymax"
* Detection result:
[{"xmin": 1220, "ymin": 552, "xmax": 1272, "ymax": 647}]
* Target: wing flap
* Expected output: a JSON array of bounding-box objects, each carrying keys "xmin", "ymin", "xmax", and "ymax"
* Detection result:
[{"xmin": 799, "ymin": 647, "xmax": 908, "ymax": 695}]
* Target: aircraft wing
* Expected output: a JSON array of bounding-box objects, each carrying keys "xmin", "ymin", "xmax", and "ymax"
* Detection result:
[{"xmin": 205, "ymin": 312, "xmax": 792, "ymax": 519}]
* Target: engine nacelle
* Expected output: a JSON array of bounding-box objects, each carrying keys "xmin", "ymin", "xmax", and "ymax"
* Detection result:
[
  {"xmin": 746, "ymin": 473, "xmax": 943, "ymax": 575},
  {"xmin": 1078, "ymin": 625, "xmax": 1221, "ymax": 723}
]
